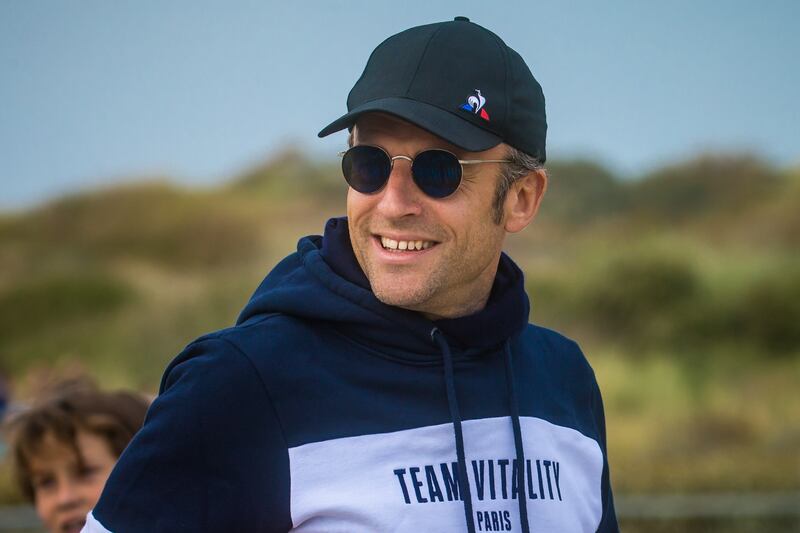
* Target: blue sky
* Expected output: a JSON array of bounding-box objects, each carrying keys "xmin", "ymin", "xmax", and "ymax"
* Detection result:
[{"xmin": 1, "ymin": 0, "xmax": 798, "ymax": 208}]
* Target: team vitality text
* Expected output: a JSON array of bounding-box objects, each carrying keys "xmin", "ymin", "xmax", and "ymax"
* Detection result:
[{"xmin": 392, "ymin": 457, "xmax": 563, "ymax": 505}]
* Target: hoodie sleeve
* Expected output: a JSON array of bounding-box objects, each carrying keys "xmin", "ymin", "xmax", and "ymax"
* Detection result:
[
  {"xmin": 86, "ymin": 337, "xmax": 292, "ymax": 533},
  {"xmin": 591, "ymin": 377, "xmax": 619, "ymax": 533}
]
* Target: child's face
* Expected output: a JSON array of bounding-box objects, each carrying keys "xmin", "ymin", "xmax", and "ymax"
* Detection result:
[{"xmin": 28, "ymin": 431, "xmax": 117, "ymax": 533}]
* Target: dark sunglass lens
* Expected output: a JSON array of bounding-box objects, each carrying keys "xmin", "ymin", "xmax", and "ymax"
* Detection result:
[
  {"xmin": 411, "ymin": 150, "xmax": 462, "ymax": 198},
  {"xmin": 342, "ymin": 145, "xmax": 391, "ymax": 193}
]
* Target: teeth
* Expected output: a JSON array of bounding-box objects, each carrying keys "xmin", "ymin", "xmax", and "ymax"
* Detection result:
[{"xmin": 380, "ymin": 236, "xmax": 434, "ymax": 251}]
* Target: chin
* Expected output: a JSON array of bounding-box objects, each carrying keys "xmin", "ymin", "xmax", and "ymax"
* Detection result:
[{"xmin": 371, "ymin": 282, "xmax": 434, "ymax": 311}]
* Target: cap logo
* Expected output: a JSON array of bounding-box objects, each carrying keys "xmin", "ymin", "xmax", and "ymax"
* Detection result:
[{"xmin": 459, "ymin": 89, "xmax": 490, "ymax": 121}]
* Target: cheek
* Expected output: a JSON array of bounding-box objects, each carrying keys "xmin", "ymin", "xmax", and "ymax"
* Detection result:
[
  {"xmin": 457, "ymin": 211, "xmax": 504, "ymax": 256},
  {"xmin": 346, "ymin": 190, "xmax": 368, "ymax": 221},
  {"xmin": 66, "ymin": 475, "xmax": 109, "ymax": 513},
  {"xmin": 35, "ymin": 495, "xmax": 56, "ymax": 525},
  {"xmin": 85, "ymin": 464, "xmax": 116, "ymax": 501},
  {"xmin": 346, "ymin": 187, "xmax": 358, "ymax": 206},
  {"xmin": 85, "ymin": 479, "xmax": 107, "ymax": 503}
]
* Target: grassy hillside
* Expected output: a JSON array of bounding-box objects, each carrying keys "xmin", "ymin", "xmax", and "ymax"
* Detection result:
[{"xmin": 0, "ymin": 150, "xmax": 798, "ymax": 504}]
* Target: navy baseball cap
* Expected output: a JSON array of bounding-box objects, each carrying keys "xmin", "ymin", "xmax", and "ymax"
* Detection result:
[{"xmin": 318, "ymin": 17, "xmax": 547, "ymax": 162}]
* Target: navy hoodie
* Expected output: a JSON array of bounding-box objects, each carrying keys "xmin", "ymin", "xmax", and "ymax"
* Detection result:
[{"xmin": 86, "ymin": 218, "xmax": 618, "ymax": 533}]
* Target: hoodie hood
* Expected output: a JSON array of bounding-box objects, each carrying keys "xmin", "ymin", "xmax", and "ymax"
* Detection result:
[{"xmin": 237, "ymin": 217, "xmax": 529, "ymax": 358}]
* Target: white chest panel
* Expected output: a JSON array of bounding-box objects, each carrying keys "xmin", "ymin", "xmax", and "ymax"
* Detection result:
[{"xmin": 289, "ymin": 416, "xmax": 603, "ymax": 532}]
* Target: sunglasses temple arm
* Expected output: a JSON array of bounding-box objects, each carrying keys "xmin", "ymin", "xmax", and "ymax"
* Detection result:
[{"xmin": 458, "ymin": 159, "xmax": 514, "ymax": 165}]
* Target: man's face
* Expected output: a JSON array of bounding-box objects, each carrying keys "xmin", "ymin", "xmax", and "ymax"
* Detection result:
[
  {"xmin": 29, "ymin": 431, "xmax": 118, "ymax": 533},
  {"xmin": 347, "ymin": 113, "xmax": 509, "ymax": 319}
]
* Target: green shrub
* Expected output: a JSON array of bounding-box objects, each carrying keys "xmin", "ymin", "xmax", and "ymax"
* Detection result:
[
  {"xmin": 734, "ymin": 270, "xmax": 800, "ymax": 355},
  {"xmin": 675, "ymin": 265, "xmax": 800, "ymax": 358},
  {"xmin": 630, "ymin": 154, "xmax": 780, "ymax": 221},
  {"xmin": 581, "ymin": 253, "xmax": 701, "ymax": 348},
  {"xmin": 539, "ymin": 159, "xmax": 628, "ymax": 224},
  {"xmin": 2, "ymin": 183, "xmax": 262, "ymax": 270},
  {"xmin": 0, "ymin": 274, "xmax": 132, "ymax": 345}
]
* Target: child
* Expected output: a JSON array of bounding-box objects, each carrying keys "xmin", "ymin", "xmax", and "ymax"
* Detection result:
[{"xmin": 3, "ymin": 378, "xmax": 149, "ymax": 533}]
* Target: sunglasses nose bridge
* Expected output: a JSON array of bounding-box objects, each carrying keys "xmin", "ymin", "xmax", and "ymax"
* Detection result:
[
  {"xmin": 388, "ymin": 152, "xmax": 461, "ymax": 199},
  {"xmin": 388, "ymin": 154, "xmax": 414, "ymax": 169},
  {"xmin": 385, "ymin": 154, "xmax": 415, "ymax": 185},
  {"xmin": 375, "ymin": 154, "xmax": 426, "ymax": 216}
]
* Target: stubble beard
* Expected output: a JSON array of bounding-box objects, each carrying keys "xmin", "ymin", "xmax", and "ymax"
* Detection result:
[{"xmin": 368, "ymin": 260, "xmax": 448, "ymax": 314}]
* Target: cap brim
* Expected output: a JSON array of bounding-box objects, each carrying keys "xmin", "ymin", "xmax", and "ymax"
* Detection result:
[{"xmin": 317, "ymin": 97, "xmax": 502, "ymax": 153}]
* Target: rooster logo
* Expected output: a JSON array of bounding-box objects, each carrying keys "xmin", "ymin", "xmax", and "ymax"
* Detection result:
[{"xmin": 460, "ymin": 89, "xmax": 490, "ymax": 121}]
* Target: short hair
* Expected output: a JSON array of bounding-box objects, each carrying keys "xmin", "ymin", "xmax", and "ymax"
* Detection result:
[{"xmin": 3, "ymin": 377, "xmax": 149, "ymax": 501}]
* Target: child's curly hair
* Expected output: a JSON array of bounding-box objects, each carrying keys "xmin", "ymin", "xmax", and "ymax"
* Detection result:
[{"xmin": 3, "ymin": 377, "xmax": 149, "ymax": 501}]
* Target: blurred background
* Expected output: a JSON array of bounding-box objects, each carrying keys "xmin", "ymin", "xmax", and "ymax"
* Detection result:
[{"xmin": 1, "ymin": 1, "xmax": 798, "ymax": 531}]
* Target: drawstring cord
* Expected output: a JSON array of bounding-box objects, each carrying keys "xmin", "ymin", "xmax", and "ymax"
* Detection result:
[
  {"xmin": 431, "ymin": 330, "xmax": 531, "ymax": 533},
  {"xmin": 431, "ymin": 328, "xmax": 476, "ymax": 533},
  {"xmin": 504, "ymin": 340, "xmax": 531, "ymax": 533}
]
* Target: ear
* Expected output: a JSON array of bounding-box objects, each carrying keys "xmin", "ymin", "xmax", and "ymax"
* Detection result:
[{"xmin": 503, "ymin": 168, "xmax": 548, "ymax": 233}]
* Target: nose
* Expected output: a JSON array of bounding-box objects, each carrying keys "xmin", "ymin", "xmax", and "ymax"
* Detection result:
[
  {"xmin": 375, "ymin": 157, "xmax": 423, "ymax": 219},
  {"xmin": 54, "ymin": 479, "xmax": 83, "ymax": 509}
]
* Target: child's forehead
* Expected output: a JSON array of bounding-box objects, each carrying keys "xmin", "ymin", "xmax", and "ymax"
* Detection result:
[{"xmin": 26, "ymin": 432, "xmax": 79, "ymax": 471}]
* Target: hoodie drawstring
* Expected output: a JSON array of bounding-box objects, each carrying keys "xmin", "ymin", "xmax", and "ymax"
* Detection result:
[
  {"xmin": 431, "ymin": 329, "xmax": 531, "ymax": 533},
  {"xmin": 504, "ymin": 339, "xmax": 531, "ymax": 533},
  {"xmin": 431, "ymin": 328, "xmax": 476, "ymax": 533}
]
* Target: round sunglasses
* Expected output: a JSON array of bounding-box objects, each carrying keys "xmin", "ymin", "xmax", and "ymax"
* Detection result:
[{"xmin": 339, "ymin": 144, "xmax": 512, "ymax": 199}]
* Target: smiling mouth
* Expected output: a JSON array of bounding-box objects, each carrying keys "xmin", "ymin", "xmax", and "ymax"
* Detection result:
[{"xmin": 378, "ymin": 236, "xmax": 437, "ymax": 251}]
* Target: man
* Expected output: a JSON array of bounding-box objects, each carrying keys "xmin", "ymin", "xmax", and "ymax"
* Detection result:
[{"xmin": 84, "ymin": 17, "xmax": 617, "ymax": 533}]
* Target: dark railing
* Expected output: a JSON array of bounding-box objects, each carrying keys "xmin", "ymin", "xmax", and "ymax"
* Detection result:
[
  {"xmin": 0, "ymin": 492, "xmax": 798, "ymax": 532},
  {"xmin": 617, "ymin": 491, "xmax": 800, "ymax": 533}
]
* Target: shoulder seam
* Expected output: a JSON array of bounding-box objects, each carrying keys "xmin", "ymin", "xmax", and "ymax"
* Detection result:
[
  {"xmin": 181, "ymin": 313, "xmax": 286, "ymax": 350},
  {"xmin": 212, "ymin": 336, "xmax": 290, "ymax": 452}
]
